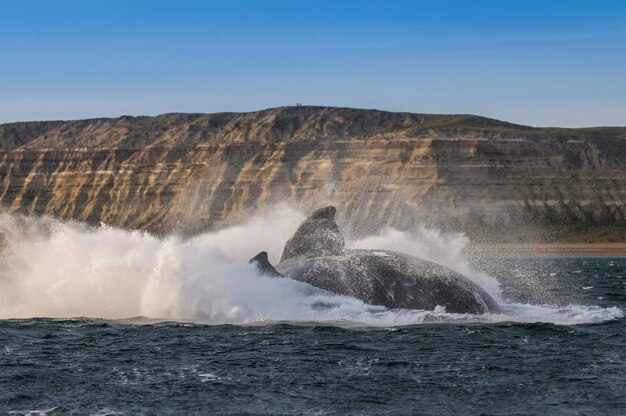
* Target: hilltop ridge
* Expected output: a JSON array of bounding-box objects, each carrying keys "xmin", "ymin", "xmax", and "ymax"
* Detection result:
[
  {"xmin": 0, "ymin": 106, "xmax": 526, "ymax": 150},
  {"xmin": 3, "ymin": 106, "xmax": 623, "ymax": 150}
]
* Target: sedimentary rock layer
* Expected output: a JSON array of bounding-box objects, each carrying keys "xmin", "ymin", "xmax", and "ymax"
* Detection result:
[{"xmin": 0, "ymin": 107, "xmax": 624, "ymax": 241}]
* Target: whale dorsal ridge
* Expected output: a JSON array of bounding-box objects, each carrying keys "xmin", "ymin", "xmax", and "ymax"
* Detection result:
[{"xmin": 280, "ymin": 206, "xmax": 345, "ymax": 262}]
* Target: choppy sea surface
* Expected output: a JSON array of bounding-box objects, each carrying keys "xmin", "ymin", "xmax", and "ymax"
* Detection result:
[{"xmin": 1, "ymin": 257, "xmax": 624, "ymax": 415}]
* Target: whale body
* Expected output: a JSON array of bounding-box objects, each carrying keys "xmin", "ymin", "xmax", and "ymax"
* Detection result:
[{"xmin": 250, "ymin": 206, "xmax": 500, "ymax": 314}]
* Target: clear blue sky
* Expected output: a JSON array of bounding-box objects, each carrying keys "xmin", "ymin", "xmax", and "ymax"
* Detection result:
[{"xmin": 1, "ymin": 0, "xmax": 625, "ymax": 126}]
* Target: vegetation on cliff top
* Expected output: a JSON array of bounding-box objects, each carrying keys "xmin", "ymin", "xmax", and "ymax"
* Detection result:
[{"xmin": 0, "ymin": 106, "xmax": 624, "ymax": 151}]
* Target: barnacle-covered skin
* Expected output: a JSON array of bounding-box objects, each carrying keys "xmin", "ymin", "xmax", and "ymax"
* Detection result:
[{"xmin": 252, "ymin": 206, "xmax": 500, "ymax": 314}]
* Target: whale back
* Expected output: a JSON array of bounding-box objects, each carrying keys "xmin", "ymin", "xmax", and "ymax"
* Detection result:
[
  {"xmin": 280, "ymin": 206, "xmax": 345, "ymax": 262},
  {"xmin": 276, "ymin": 249, "xmax": 501, "ymax": 314}
]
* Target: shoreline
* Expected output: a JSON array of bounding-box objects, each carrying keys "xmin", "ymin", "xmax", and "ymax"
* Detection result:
[{"xmin": 466, "ymin": 243, "xmax": 626, "ymax": 257}]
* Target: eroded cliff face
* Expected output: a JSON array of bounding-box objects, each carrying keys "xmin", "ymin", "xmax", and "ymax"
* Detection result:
[{"xmin": 0, "ymin": 107, "xmax": 624, "ymax": 242}]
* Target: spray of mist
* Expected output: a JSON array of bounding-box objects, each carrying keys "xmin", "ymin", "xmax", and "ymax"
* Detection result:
[{"xmin": 0, "ymin": 208, "xmax": 621, "ymax": 325}]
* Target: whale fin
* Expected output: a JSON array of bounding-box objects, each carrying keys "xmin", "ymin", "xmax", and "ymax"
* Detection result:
[
  {"xmin": 249, "ymin": 251, "xmax": 284, "ymax": 277},
  {"xmin": 280, "ymin": 206, "xmax": 345, "ymax": 262}
]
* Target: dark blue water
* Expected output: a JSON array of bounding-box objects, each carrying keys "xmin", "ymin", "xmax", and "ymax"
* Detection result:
[{"xmin": 1, "ymin": 257, "xmax": 625, "ymax": 415}]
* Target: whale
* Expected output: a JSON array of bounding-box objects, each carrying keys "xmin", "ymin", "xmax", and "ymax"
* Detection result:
[{"xmin": 250, "ymin": 206, "xmax": 500, "ymax": 314}]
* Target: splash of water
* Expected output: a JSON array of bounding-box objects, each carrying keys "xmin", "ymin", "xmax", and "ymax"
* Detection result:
[
  {"xmin": 0, "ymin": 207, "xmax": 306, "ymax": 321},
  {"xmin": 0, "ymin": 209, "xmax": 621, "ymax": 325}
]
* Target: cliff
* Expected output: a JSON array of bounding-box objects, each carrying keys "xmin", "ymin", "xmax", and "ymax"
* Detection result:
[{"xmin": 0, "ymin": 106, "xmax": 624, "ymax": 242}]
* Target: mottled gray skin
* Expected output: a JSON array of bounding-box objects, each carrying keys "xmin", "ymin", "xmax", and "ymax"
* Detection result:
[
  {"xmin": 250, "ymin": 206, "xmax": 500, "ymax": 314},
  {"xmin": 280, "ymin": 206, "xmax": 344, "ymax": 262},
  {"xmin": 276, "ymin": 249, "xmax": 499, "ymax": 314}
]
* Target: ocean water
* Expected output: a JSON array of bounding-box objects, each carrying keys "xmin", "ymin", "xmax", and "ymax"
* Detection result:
[{"xmin": 0, "ymin": 211, "xmax": 624, "ymax": 415}]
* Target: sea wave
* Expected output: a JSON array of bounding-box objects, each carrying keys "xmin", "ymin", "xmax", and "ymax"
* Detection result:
[{"xmin": 0, "ymin": 209, "xmax": 621, "ymax": 326}]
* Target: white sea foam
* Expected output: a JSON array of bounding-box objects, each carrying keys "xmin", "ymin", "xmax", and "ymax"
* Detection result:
[{"xmin": 0, "ymin": 209, "xmax": 621, "ymax": 326}]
